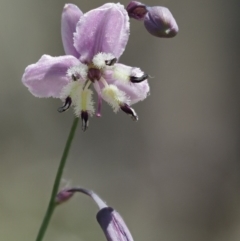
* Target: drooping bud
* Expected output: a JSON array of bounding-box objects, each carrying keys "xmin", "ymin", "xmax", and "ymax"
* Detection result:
[
  {"xmin": 63, "ymin": 187, "xmax": 135, "ymax": 241},
  {"xmin": 126, "ymin": 1, "xmax": 148, "ymax": 20},
  {"xmin": 144, "ymin": 6, "xmax": 178, "ymax": 38}
]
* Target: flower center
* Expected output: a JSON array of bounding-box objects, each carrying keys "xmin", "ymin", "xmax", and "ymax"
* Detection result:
[
  {"xmin": 87, "ymin": 68, "xmax": 102, "ymax": 82},
  {"xmin": 58, "ymin": 52, "xmax": 146, "ymax": 130}
]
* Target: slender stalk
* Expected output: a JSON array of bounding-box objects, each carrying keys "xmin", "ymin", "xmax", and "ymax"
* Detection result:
[{"xmin": 36, "ymin": 118, "xmax": 79, "ymax": 241}]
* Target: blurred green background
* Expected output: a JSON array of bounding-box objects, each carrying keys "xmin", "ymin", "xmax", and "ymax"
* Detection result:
[{"xmin": 0, "ymin": 0, "xmax": 240, "ymax": 241}]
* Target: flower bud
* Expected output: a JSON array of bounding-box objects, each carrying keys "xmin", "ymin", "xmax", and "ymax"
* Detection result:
[
  {"xmin": 126, "ymin": 1, "xmax": 148, "ymax": 20},
  {"xmin": 144, "ymin": 6, "xmax": 178, "ymax": 38},
  {"xmin": 126, "ymin": 1, "xmax": 178, "ymax": 38},
  {"xmin": 60, "ymin": 187, "xmax": 134, "ymax": 241}
]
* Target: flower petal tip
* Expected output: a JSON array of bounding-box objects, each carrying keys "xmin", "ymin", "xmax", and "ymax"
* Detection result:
[
  {"xmin": 74, "ymin": 3, "xmax": 130, "ymax": 63},
  {"xmin": 61, "ymin": 4, "xmax": 83, "ymax": 57}
]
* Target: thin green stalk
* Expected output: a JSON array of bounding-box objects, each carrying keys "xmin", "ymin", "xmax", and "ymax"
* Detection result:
[{"xmin": 36, "ymin": 118, "xmax": 79, "ymax": 241}]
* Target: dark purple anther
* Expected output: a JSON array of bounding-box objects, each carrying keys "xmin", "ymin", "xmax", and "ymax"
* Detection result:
[
  {"xmin": 105, "ymin": 58, "xmax": 117, "ymax": 66},
  {"xmin": 88, "ymin": 68, "xmax": 102, "ymax": 81},
  {"xmin": 120, "ymin": 103, "xmax": 138, "ymax": 121},
  {"xmin": 58, "ymin": 96, "xmax": 72, "ymax": 112},
  {"xmin": 97, "ymin": 207, "xmax": 134, "ymax": 241},
  {"xmin": 126, "ymin": 1, "xmax": 148, "ymax": 20},
  {"xmin": 130, "ymin": 73, "xmax": 148, "ymax": 83},
  {"xmin": 144, "ymin": 6, "xmax": 178, "ymax": 38},
  {"xmin": 81, "ymin": 111, "xmax": 89, "ymax": 131}
]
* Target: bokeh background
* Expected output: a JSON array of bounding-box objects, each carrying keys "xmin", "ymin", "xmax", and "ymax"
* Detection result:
[{"xmin": 0, "ymin": 0, "xmax": 240, "ymax": 241}]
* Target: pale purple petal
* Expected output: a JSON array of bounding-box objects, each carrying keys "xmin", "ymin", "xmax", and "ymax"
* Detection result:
[
  {"xmin": 103, "ymin": 64, "xmax": 150, "ymax": 105},
  {"xmin": 22, "ymin": 55, "xmax": 79, "ymax": 98},
  {"xmin": 74, "ymin": 3, "xmax": 129, "ymax": 63},
  {"xmin": 61, "ymin": 4, "xmax": 83, "ymax": 57}
]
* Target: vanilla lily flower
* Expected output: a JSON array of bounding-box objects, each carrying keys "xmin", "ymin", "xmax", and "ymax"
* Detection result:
[{"xmin": 22, "ymin": 3, "xmax": 149, "ymax": 131}]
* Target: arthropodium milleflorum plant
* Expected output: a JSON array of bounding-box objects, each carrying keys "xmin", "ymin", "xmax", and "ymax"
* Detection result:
[{"xmin": 21, "ymin": 2, "xmax": 178, "ymax": 241}]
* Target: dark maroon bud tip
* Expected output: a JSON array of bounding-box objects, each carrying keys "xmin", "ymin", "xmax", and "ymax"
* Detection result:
[
  {"xmin": 144, "ymin": 6, "xmax": 179, "ymax": 38},
  {"xmin": 130, "ymin": 73, "xmax": 148, "ymax": 83},
  {"xmin": 126, "ymin": 1, "xmax": 148, "ymax": 20},
  {"xmin": 105, "ymin": 58, "xmax": 117, "ymax": 66},
  {"xmin": 58, "ymin": 96, "xmax": 72, "ymax": 113},
  {"xmin": 120, "ymin": 104, "xmax": 138, "ymax": 121},
  {"xmin": 97, "ymin": 207, "xmax": 134, "ymax": 241},
  {"xmin": 81, "ymin": 111, "xmax": 89, "ymax": 131}
]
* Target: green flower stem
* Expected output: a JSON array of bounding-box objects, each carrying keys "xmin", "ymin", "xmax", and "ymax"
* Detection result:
[{"xmin": 36, "ymin": 118, "xmax": 79, "ymax": 241}]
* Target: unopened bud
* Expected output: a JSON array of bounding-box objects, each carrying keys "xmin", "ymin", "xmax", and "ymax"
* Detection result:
[
  {"xmin": 64, "ymin": 187, "xmax": 134, "ymax": 241},
  {"xmin": 144, "ymin": 7, "xmax": 178, "ymax": 38},
  {"xmin": 144, "ymin": 6, "xmax": 178, "ymax": 38},
  {"xmin": 126, "ymin": 1, "xmax": 178, "ymax": 38}
]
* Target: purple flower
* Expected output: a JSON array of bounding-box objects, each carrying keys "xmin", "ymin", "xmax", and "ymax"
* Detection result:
[{"xmin": 22, "ymin": 3, "xmax": 150, "ymax": 131}]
